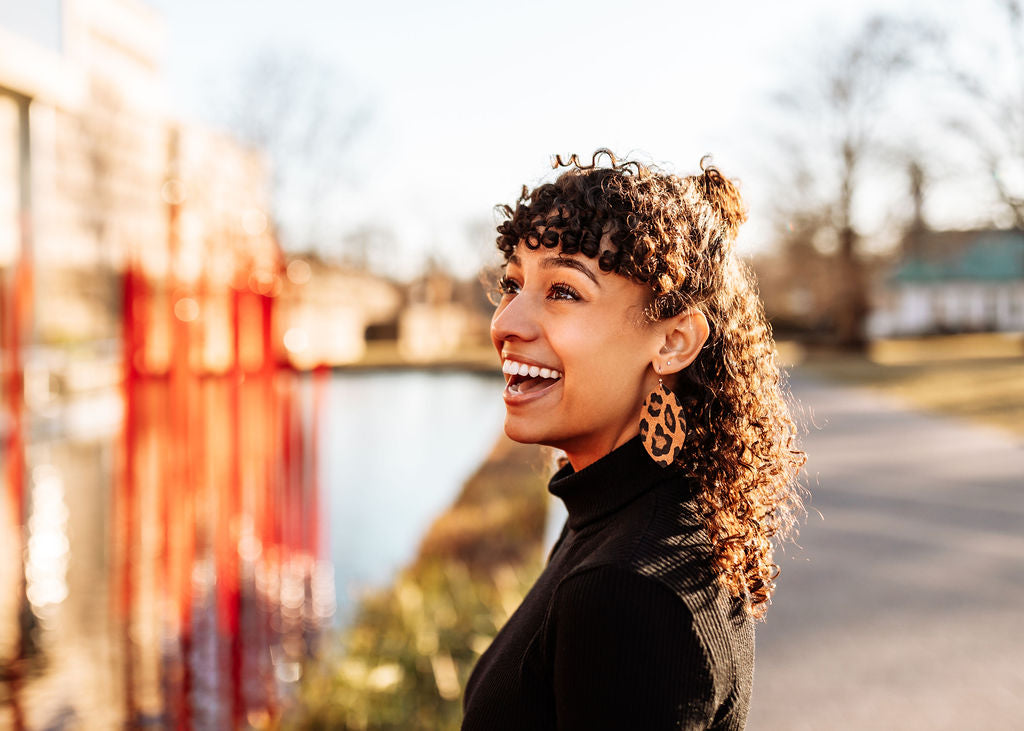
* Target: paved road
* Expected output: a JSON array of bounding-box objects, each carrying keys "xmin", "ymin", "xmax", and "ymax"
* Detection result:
[{"xmin": 747, "ymin": 372, "xmax": 1024, "ymax": 731}]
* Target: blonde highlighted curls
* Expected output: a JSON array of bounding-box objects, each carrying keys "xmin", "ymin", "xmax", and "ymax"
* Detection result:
[{"xmin": 495, "ymin": 149, "xmax": 806, "ymax": 618}]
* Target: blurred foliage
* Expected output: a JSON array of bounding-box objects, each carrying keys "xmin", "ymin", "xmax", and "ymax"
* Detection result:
[
  {"xmin": 286, "ymin": 438, "xmax": 550, "ymax": 730},
  {"xmin": 290, "ymin": 558, "xmax": 541, "ymax": 730}
]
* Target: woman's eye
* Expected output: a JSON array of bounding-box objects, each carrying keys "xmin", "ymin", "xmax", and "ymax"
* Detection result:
[
  {"xmin": 498, "ymin": 276, "xmax": 521, "ymax": 296},
  {"xmin": 548, "ymin": 283, "xmax": 581, "ymax": 301}
]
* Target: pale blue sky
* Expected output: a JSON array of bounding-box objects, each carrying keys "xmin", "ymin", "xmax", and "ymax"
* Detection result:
[
  {"xmin": 150, "ymin": 0, "xmax": 960, "ymax": 275},
  {"xmin": 4, "ymin": 0, "xmax": 999, "ymax": 276}
]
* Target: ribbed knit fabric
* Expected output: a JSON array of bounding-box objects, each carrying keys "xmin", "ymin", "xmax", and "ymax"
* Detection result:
[{"xmin": 462, "ymin": 435, "xmax": 754, "ymax": 730}]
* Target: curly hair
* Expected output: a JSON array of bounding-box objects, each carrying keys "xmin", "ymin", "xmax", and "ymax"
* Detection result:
[{"xmin": 494, "ymin": 149, "xmax": 806, "ymax": 619}]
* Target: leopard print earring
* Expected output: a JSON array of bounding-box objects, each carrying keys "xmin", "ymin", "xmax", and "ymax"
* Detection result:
[{"xmin": 639, "ymin": 366, "xmax": 687, "ymax": 467}]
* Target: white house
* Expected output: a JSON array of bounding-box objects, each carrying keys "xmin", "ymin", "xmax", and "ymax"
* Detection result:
[{"xmin": 868, "ymin": 229, "xmax": 1024, "ymax": 338}]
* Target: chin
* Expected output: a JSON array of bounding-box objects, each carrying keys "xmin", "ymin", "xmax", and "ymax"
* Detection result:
[
  {"xmin": 503, "ymin": 416, "xmax": 568, "ymax": 451},
  {"xmin": 503, "ymin": 413, "xmax": 550, "ymax": 444},
  {"xmin": 503, "ymin": 418, "xmax": 541, "ymax": 445}
]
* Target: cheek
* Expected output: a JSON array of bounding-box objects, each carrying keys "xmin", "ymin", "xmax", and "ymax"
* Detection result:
[
  {"xmin": 585, "ymin": 326, "xmax": 653, "ymax": 395},
  {"xmin": 559, "ymin": 325, "xmax": 643, "ymax": 392},
  {"xmin": 548, "ymin": 323, "xmax": 594, "ymax": 366}
]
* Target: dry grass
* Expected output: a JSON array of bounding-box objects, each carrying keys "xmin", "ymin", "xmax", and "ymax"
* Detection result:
[
  {"xmin": 793, "ymin": 334, "xmax": 1024, "ymax": 438},
  {"xmin": 415, "ymin": 435, "xmax": 551, "ymax": 575}
]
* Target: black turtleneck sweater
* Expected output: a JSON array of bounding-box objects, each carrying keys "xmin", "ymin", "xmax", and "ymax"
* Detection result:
[{"xmin": 462, "ymin": 435, "xmax": 754, "ymax": 730}]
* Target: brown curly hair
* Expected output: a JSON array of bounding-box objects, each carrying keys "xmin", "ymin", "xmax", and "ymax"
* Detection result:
[{"xmin": 494, "ymin": 149, "xmax": 806, "ymax": 618}]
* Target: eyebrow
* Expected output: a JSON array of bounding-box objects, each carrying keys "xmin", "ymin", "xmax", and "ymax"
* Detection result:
[{"xmin": 508, "ymin": 254, "xmax": 600, "ymax": 287}]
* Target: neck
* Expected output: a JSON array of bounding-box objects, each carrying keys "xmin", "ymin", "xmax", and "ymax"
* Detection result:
[{"xmin": 561, "ymin": 422, "xmax": 641, "ymax": 472}]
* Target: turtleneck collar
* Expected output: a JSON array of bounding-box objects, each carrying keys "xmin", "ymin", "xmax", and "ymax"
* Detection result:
[{"xmin": 548, "ymin": 435, "xmax": 691, "ymax": 530}]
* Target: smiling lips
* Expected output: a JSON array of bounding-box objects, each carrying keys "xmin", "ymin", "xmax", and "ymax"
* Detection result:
[{"xmin": 501, "ymin": 357, "xmax": 563, "ymax": 399}]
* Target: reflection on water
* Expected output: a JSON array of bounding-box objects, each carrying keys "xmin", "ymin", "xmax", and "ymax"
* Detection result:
[
  {"xmin": 1, "ymin": 265, "xmax": 332, "ymax": 728},
  {"xmin": 0, "ymin": 369, "xmax": 332, "ymax": 729},
  {"xmin": 0, "ymin": 358, "xmax": 507, "ymax": 727}
]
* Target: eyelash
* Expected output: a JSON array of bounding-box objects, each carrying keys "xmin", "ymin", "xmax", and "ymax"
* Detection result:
[
  {"xmin": 498, "ymin": 276, "xmax": 581, "ymax": 302},
  {"xmin": 497, "ymin": 276, "xmax": 519, "ymax": 296},
  {"xmin": 549, "ymin": 282, "xmax": 581, "ymax": 301}
]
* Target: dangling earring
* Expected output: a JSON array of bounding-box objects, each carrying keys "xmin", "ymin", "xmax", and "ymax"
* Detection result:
[{"xmin": 639, "ymin": 364, "xmax": 686, "ymax": 467}]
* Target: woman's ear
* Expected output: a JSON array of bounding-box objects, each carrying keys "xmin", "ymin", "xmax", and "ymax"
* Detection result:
[{"xmin": 653, "ymin": 309, "xmax": 709, "ymax": 375}]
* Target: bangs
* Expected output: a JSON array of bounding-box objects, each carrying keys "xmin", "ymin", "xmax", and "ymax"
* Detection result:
[{"xmin": 499, "ymin": 199, "xmax": 628, "ymax": 278}]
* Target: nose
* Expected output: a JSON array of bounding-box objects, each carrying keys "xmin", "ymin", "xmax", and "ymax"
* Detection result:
[{"xmin": 490, "ymin": 291, "xmax": 541, "ymax": 346}]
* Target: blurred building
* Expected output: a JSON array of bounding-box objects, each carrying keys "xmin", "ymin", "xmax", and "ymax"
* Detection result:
[
  {"xmin": 0, "ymin": 0, "xmax": 277, "ymax": 349},
  {"xmin": 869, "ymin": 229, "xmax": 1024, "ymax": 337},
  {"xmin": 278, "ymin": 255, "xmax": 403, "ymax": 368},
  {"xmin": 398, "ymin": 266, "xmax": 493, "ymax": 362}
]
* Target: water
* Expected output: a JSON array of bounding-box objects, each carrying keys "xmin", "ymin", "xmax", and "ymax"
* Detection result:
[
  {"xmin": 321, "ymin": 370, "xmax": 507, "ymax": 622},
  {"xmin": 0, "ymin": 367, "xmax": 508, "ymax": 726}
]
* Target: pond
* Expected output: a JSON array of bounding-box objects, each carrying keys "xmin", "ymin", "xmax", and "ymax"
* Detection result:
[
  {"xmin": 319, "ymin": 370, "xmax": 507, "ymax": 623},
  {"xmin": 0, "ymin": 367, "xmax": 511, "ymax": 728}
]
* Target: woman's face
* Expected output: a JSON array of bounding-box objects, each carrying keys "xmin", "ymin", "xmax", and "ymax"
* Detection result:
[{"xmin": 490, "ymin": 241, "xmax": 665, "ymax": 469}]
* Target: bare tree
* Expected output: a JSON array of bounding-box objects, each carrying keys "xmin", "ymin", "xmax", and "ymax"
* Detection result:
[
  {"xmin": 215, "ymin": 49, "xmax": 372, "ymax": 253},
  {"xmin": 341, "ymin": 224, "xmax": 398, "ymax": 273},
  {"xmin": 943, "ymin": 0, "xmax": 1024, "ymax": 227},
  {"xmin": 765, "ymin": 16, "xmax": 933, "ymax": 348}
]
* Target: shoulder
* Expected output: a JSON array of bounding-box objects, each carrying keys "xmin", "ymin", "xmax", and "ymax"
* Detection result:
[
  {"xmin": 545, "ymin": 565, "xmax": 721, "ymax": 728},
  {"xmin": 628, "ymin": 478, "xmax": 725, "ymax": 596},
  {"xmin": 550, "ymin": 560, "xmax": 739, "ymax": 659},
  {"xmin": 551, "ymin": 563, "xmax": 707, "ymax": 645},
  {"xmin": 565, "ymin": 475, "xmax": 722, "ymax": 605},
  {"xmin": 629, "ymin": 483, "xmax": 756, "ymax": 668},
  {"xmin": 566, "ymin": 480, "xmax": 755, "ymax": 677}
]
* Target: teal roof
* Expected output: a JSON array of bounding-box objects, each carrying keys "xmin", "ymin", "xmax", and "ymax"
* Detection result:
[{"xmin": 892, "ymin": 230, "xmax": 1024, "ymax": 283}]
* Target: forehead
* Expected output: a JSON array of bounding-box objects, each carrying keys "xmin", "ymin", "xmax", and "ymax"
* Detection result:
[
  {"xmin": 507, "ymin": 241, "xmax": 600, "ymax": 268},
  {"xmin": 507, "ymin": 246, "xmax": 599, "ymax": 285}
]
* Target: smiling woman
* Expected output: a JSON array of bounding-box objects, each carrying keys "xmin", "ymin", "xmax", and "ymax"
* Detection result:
[{"xmin": 462, "ymin": 150, "xmax": 807, "ymax": 730}]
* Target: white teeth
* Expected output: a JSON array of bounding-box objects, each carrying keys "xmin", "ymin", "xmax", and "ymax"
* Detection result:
[{"xmin": 502, "ymin": 359, "xmax": 562, "ymax": 380}]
